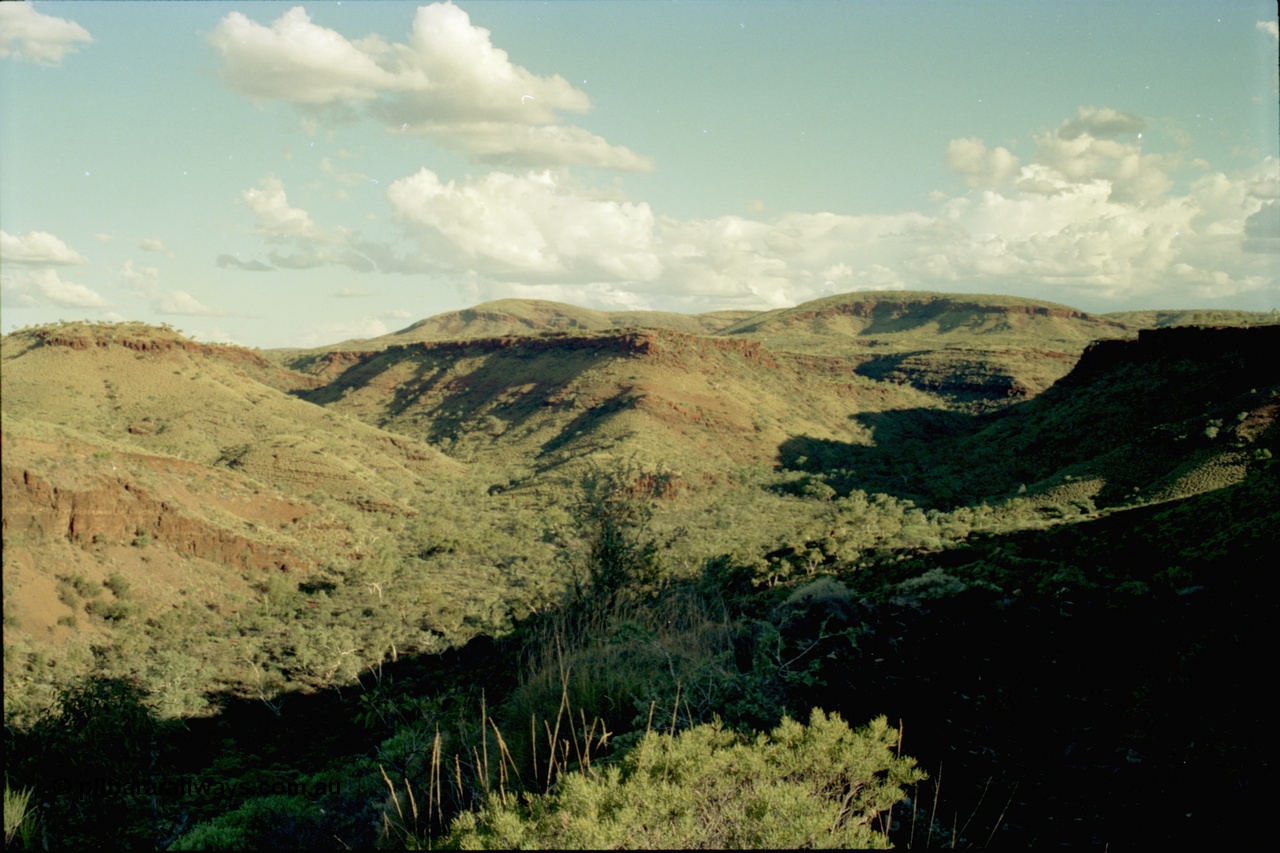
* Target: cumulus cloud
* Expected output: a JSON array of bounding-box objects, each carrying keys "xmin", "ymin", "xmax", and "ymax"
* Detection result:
[
  {"xmin": 208, "ymin": 6, "xmax": 401, "ymax": 104},
  {"xmin": 1031, "ymin": 109, "xmax": 1179, "ymax": 205},
  {"xmin": 374, "ymin": 3, "xmax": 590, "ymax": 124},
  {"xmin": 234, "ymin": 176, "xmax": 379, "ymax": 273},
  {"xmin": 1, "ymin": 229, "xmax": 89, "ymax": 265},
  {"xmin": 946, "ymin": 137, "xmax": 1020, "ymax": 188},
  {"xmin": 899, "ymin": 129, "xmax": 1279, "ymax": 305},
  {"xmin": 0, "ymin": 2, "xmax": 92, "ymax": 66},
  {"xmin": 1, "ymin": 268, "xmax": 108, "ymax": 309},
  {"xmin": 381, "ymin": 164, "xmax": 949, "ymax": 310},
  {"xmin": 388, "ymin": 168, "xmax": 662, "ymax": 280},
  {"xmin": 243, "ymin": 176, "xmax": 333, "ymax": 243},
  {"xmin": 209, "ymin": 2, "xmax": 647, "ymax": 171},
  {"xmin": 1258, "ymin": 20, "xmax": 1279, "ymax": 41}
]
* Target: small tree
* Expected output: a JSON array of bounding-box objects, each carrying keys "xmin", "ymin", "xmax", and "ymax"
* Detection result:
[{"xmin": 568, "ymin": 462, "xmax": 673, "ymax": 608}]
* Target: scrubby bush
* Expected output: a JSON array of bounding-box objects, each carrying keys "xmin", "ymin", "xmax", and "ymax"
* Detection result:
[{"xmin": 445, "ymin": 710, "xmax": 923, "ymax": 849}]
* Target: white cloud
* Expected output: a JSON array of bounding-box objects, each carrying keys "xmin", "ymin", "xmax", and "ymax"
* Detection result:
[
  {"xmin": 377, "ymin": 2, "xmax": 590, "ymax": 125},
  {"xmin": 1032, "ymin": 112, "xmax": 1180, "ymax": 205},
  {"xmin": 1, "ymin": 268, "xmax": 109, "ymax": 309},
  {"xmin": 1258, "ymin": 20, "xmax": 1279, "ymax": 41},
  {"xmin": 0, "ymin": 2, "xmax": 91, "ymax": 66},
  {"xmin": 243, "ymin": 176, "xmax": 332, "ymax": 243},
  {"xmin": 1, "ymin": 229, "xmax": 89, "ymax": 265},
  {"xmin": 236, "ymin": 176, "xmax": 378, "ymax": 273},
  {"xmin": 946, "ymin": 137, "xmax": 1020, "ymax": 188},
  {"xmin": 208, "ymin": 6, "xmax": 401, "ymax": 104},
  {"xmin": 388, "ymin": 168, "xmax": 662, "ymax": 280},
  {"xmin": 208, "ymin": 2, "xmax": 647, "ymax": 171},
  {"xmin": 898, "ymin": 138, "xmax": 1279, "ymax": 305},
  {"xmin": 414, "ymin": 108, "xmax": 1276, "ymax": 312}
]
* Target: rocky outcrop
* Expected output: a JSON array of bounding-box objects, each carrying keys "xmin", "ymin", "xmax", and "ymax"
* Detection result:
[
  {"xmin": 24, "ymin": 324, "xmax": 321, "ymax": 393},
  {"xmin": 2, "ymin": 465, "xmax": 309, "ymax": 572}
]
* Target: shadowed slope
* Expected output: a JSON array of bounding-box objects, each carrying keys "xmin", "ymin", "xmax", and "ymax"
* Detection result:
[
  {"xmin": 290, "ymin": 328, "xmax": 944, "ymax": 481},
  {"xmin": 787, "ymin": 324, "xmax": 1280, "ymax": 512}
]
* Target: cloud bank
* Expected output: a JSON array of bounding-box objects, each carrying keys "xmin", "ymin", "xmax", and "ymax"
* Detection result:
[
  {"xmin": 368, "ymin": 116, "xmax": 1276, "ymax": 311},
  {"xmin": 207, "ymin": 5, "xmax": 1276, "ymax": 317},
  {"xmin": 223, "ymin": 105, "xmax": 1278, "ymax": 315}
]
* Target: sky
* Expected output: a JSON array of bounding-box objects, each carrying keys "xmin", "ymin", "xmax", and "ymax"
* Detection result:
[{"xmin": 1, "ymin": 0, "xmax": 1277, "ymax": 349}]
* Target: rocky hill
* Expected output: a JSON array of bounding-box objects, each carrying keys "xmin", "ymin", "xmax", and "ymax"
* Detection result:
[
  {"xmin": 286, "ymin": 327, "xmax": 939, "ymax": 480},
  {"xmin": 326, "ymin": 299, "xmax": 756, "ymax": 349}
]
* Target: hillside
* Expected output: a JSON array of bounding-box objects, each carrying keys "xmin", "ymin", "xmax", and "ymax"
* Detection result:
[
  {"xmin": 286, "ymin": 328, "xmax": 941, "ymax": 480},
  {"xmin": 783, "ymin": 324, "xmax": 1280, "ymax": 513},
  {"xmin": 3, "ymin": 296, "xmax": 1277, "ymax": 849},
  {"xmin": 1, "ymin": 322, "xmax": 510, "ymax": 715}
]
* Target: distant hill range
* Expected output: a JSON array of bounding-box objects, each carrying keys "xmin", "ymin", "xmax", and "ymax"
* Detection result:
[
  {"xmin": 302, "ymin": 291, "xmax": 1275, "ymax": 412},
  {"xmin": 3, "ymin": 290, "xmax": 1276, "ymax": 698}
]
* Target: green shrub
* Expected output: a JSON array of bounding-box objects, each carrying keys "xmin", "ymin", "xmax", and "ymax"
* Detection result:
[
  {"xmin": 446, "ymin": 709, "xmax": 923, "ymax": 849},
  {"xmin": 103, "ymin": 573, "xmax": 132, "ymax": 599},
  {"xmin": 84, "ymin": 598, "xmax": 134, "ymax": 623}
]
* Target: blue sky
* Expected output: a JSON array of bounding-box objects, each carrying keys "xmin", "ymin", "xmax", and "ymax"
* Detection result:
[{"xmin": 2, "ymin": 0, "xmax": 1277, "ymax": 348}]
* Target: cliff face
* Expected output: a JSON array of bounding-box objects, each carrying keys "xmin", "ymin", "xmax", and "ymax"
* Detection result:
[{"xmin": 2, "ymin": 457, "xmax": 313, "ymax": 573}]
